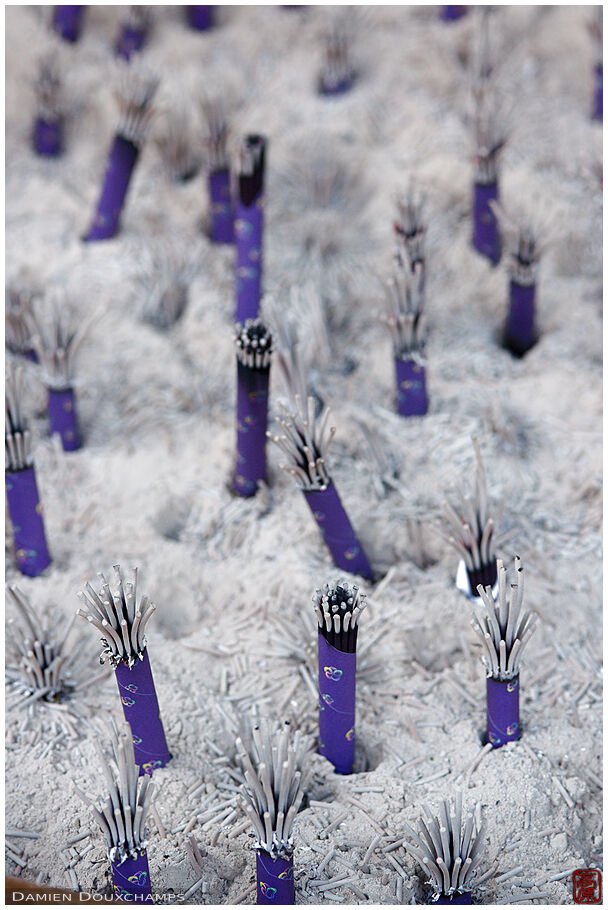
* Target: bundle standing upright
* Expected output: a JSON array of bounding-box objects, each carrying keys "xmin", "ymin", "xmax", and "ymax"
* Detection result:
[
  {"xmin": 201, "ymin": 96, "xmax": 233, "ymax": 243},
  {"xmin": 115, "ymin": 6, "xmax": 152, "ymax": 61},
  {"xmin": 234, "ymin": 319, "xmax": 273, "ymax": 497},
  {"xmin": 383, "ymin": 249, "xmax": 428, "ymax": 418},
  {"xmin": 235, "ymin": 135, "xmax": 267, "ymax": 323}
]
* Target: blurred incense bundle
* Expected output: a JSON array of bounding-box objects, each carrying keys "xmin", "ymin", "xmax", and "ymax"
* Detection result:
[
  {"xmin": 115, "ymin": 6, "xmax": 152, "ymax": 62},
  {"xmin": 32, "ymin": 51, "xmax": 65, "ymax": 158},
  {"xmin": 472, "ymin": 557, "xmax": 537, "ymax": 747},
  {"xmin": 383, "ymin": 249, "xmax": 428, "ymax": 418},
  {"xmin": 235, "ymin": 135, "xmax": 267, "ymax": 322},
  {"xmin": 313, "ymin": 581, "xmax": 366, "ymax": 774},
  {"xmin": 589, "ymin": 8, "xmax": 603, "ymax": 121},
  {"xmin": 201, "ymin": 95, "xmax": 233, "ymax": 243},
  {"xmin": 318, "ymin": 11, "xmax": 356, "ymax": 96},
  {"xmin": 84, "ymin": 64, "xmax": 159, "ymax": 241},
  {"xmin": 52, "ymin": 6, "xmax": 84, "ymax": 43},
  {"xmin": 234, "ymin": 319, "xmax": 273, "ymax": 497},
  {"xmin": 5, "ymin": 364, "xmax": 52, "ymax": 577},
  {"xmin": 187, "ymin": 6, "xmax": 213, "ymax": 31},
  {"xmin": 77, "ymin": 566, "xmax": 171, "ymax": 775},
  {"xmin": 441, "ymin": 6, "xmax": 467, "ymax": 22}
]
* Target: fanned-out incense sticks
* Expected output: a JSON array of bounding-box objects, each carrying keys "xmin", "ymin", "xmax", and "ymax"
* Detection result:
[
  {"xmin": 234, "ymin": 319, "xmax": 273, "ymax": 497},
  {"xmin": 115, "ymin": 6, "xmax": 152, "ymax": 62},
  {"xmin": 318, "ymin": 12, "xmax": 357, "ymax": 96},
  {"xmin": 235, "ymin": 135, "xmax": 266, "ymax": 322},
  {"xmin": 5, "ymin": 364, "xmax": 51, "ymax": 577},
  {"xmin": 77, "ymin": 566, "xmax": 171, "ymax": 775},
  {"xmin": 439, "ymin": 438, "xmax": 498, "ymax": 597},
  {"xmin": 236, "ymin": 719, "xmax": 310, "ymax": 905},
  {"xmin": 472, "ymin": 557, "xmax": 537, "ymax": 748},
  {"xmin": 33, "ymin": 51, "xmax": 64, "ymax": 158},
  {"xmin": 6, "ymin": 281, "xmax": 38, "ymax": 360},
  {"xmin": 268, "ymin": 394, "xmax": 373, "ymax": 580},
  {"xmin": 589, "ymin": 8, "xmax": 603, "ymax": 121},
  {"xmin": 84, "ymin": 64, "xmax": 159, "ymax": 241},
  {"xmin": 75, "ymin": 720, "xmax": 155, "ymax": 903},
  {"xmin": 313, "ymin": 581, "xmax": 366, "ymax": 774},
  {"xmin": 383, "ymin": 250, "xmax": 428, "ymax": 418},
  {"xmin": 187, "ymin": 6, "xmax": 214, "ymax": 31},
  {"xmin": 201, "ymin": 95, "xmax": 233, "ymax": 243},
  {"xmin": 402, "ymin": 795, "xmax": 485, "ymax": 904},
  {"xmin": 154, "ymin": 101, "xmax": 201, "ymax": 183},
  {"xmin": 138, "ymin": 236, "xmax": 202, "ymax": 329},
  {"xmin": 441, "ymin": 6, "xmax": 467, "ymax": 22},
  {"xmin": 52, "ymin": 6, "xmax": 84, "ymax": 43}
]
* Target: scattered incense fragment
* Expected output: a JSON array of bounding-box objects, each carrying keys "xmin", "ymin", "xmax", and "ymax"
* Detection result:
[
  {"xmin": 5, "ymin": 363, "xmax": 51, "ymax": 576},
  {"xmin": 138, "ymin": 235, "xmax": 202, "ymax": 329},
  {"xmin": 201, "ymin": 95, "xmax": 233, "ymax": 242},
  {"xmin": 32, "ymin": 50, "xmax": 65, "ymax": 158},
  {"xmin": 76, "ymin": 566, "xmax": 171, "ymax": 775},
  {"xmin": 115, "ymin": 6, "xmax": 152, "ymax": 61},
  {"xmin": 84, "ymin": 63, "xmax": 159, "ymax": 241},
  {"xmin": 313, "ymin": 581, "xmax": 366, "ymax": 775},
  {"xmin": 74, "ymin": 720, "xmax": 154, "ymax": 902},
  {"xmin": 402, "ymin": 794, "xmax": 486, "ymax": 904},
  {"xmin": 187, "ymin": 6, "xmax": 214, "ymax": 31},
  {"xmin": 52, "ymin": 6, "xmax": 84, "ymax": 43},
  {"xmin": 318, "ymin": 11, "xmax": 357, "ymax": 96},
  {"xmin": 472, "ymin": 557, "xmax": 537, "ymax": 748},
  {"xmin": 438, "ymin": 437, "xmax": 499, "ymax": 596},
  {"xmin": 154, "ymin": 99, "xmax": 201, "ymax": 183},
  {"xmin": 589, "ymin": 8, "xmax": 603, "ymax": 121},
  {"xmin": 236, "ymin": 718, "xmax": 311, "ymax": 904},
  {"xmin": 234, "ymin": 319, "xmax": 273, "ymax": 497},
  {"xmin": 235, "ymin": 135, "xmax": 267, "ymax": 322}
]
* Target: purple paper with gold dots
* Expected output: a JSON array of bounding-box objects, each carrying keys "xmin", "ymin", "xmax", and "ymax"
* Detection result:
[
  {"xmin": 395, "ymin": 358, "xmax": 428, "ymax": 417},
  {"xmin": 52, "ymin": 6, "xmax": 84, "ymax": 43},
  {"xmin": 116, "ymin": 25, "xmax": 146, "ymax": 61},
  {"xmin": 33, "ymin": 118, "xmax": 63, "ymax": 158},
  {"xmin": 472, "ymin": 181, "xmax": 500, "ymax": 265},
  {"xmin": 318, "ymin": 634, "xmax": 356, "ymax": 775},
  {"xmin": 593, "ymin": 64, "xmax": 603, "ymax": 121},
  {"xmin": 486, "ymin": 675, "xmax": 520, "ymax": 748},
  {"xmin": 303, "ymin": 482, "xmax": 373, "ymax": 580},
  {"xmin": 5, "ymin": 467, "xmax": 52, "ymax": 577},
  {"xmin": 187, "ymin": 6, "xmax": 213, "ymax": 30},
  {"xmin": 115, "ymin": 649, "xmax": 171, "ymax": 776},
  {"xmin": 235, "ymin": 200, "xmax": 263, "ymax": 323},
  {"xmin": 48, "ymin": 387, "xmax": 81, "ymax": 452},
  {"xmin": 436, "ymin": 892, "xmax": 473, "ymax": 904},
  {"xmin": 111, "ymin": 850, "xmax": 153, "ymax": 904},
  {"xmin": 84, "ymin": 136, "xmax": 139, "ymax": 242},
  {"xmin": 505, "ymin": 281, "xmax": 536, "ymax": 356},
  {"xmin": 256, "ymin": 851, "xmax": 294, "ymax": 905},
  {"xmin": 234, "ymin": 362, "xmax": 269, "ymax": 498},
  {"xmin": 209, "ymin": 169, "xmax": 233, "ymax": 243}
]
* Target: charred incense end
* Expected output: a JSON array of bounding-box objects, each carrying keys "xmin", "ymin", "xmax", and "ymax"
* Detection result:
[{"xmin": 313, "ymin": 580, "xmax": 367, "ymax": 654}]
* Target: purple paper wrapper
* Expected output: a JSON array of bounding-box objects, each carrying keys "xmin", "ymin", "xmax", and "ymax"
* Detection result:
[
  {"xmin": 187, "ymin": 6, "xmax": 213, "ymax": 30},
  {"xmin": 466, "ymin": 560, "xmax": 497, "ymax": 594},
  {"xmin": 5, "ymin": 467, "xmax": 52, "ymax": 577},
  {"xmin": 436, "ymin": 892, "xmax": 473, "ymax": 904},
  {"xmin": 116, "ymin": 25, "xmax": 146, "ymax": 61},
  {"xmin": 440, "ymin": 6, "xmax": 467, "ymax": 20},
  {"xmin": 256, "ymin": 851, "xmax": 294, "ymax": 905},
  {"xmin": 472, "ymin": 181, "xmax": 500, "ymax": 265},
  {"xmin": 33, "ymin": 117, "xmax": 63, "ymax": 158},
  {"xmin": 486, "ymin": 675, "xmax": 520, "ymax": 748},
  {"xmin": 115, "ymin": 649, "xmax": 171, "ymax": 776},
  {"xmin": 84, "ymin": 135, "xmax": 139, "ymax": 242},
  {"xmin": 235, "ymin": 200, "xmax": 263, "ymax": 323},
  {"xmin": 318, "ymin": 634, "xmax": 356, "ymax": 775},
  {"xmin": 395, "ymin": 357, "xmax": 428, "ymax": 417},
  {"xmin": 52, "ymin": 6, "xmax": 84, "ymax": 43},
  {"xmin": 593, "ymin": 63, "xmax": 603, "ymax": 121},
  {"xmin": 48, "ymin": 387, "xmax": 81, "ymax": 452},
  {"xmin": 234, "ymin": 363, "xmax": 269, "ymax": 498},
  {"xmin": 208, "ymin": 168, "xmax": 233, "ymax": 243},
  {"xmin": 318, "ymin": 75, "xmax": 355, "ymax": 96},
  {"xmin": 303, "ymin": 481, "xmax": 373, "ymax": 580},
  {"xmin": 505, "ymin": 280, "xmax": 536, "ymax": 356},
  {"xmin": 111, "ymin": 850, "xmax": 153, "ymax": 903}
]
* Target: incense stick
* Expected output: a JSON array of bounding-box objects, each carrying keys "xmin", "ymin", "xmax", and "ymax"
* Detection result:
[
  {"xmin": 235, "ymin": 135, "xmax": 267, "ymax": 323},
  {"xmin": 234, "ymin": 319, "xmax": 273, "ymax": 497},
  {"xmin": 313, "ymin": 581, "xmax": 366, "ymax": 774},
  {"xmin": 76, "ymin": 566, "xmax": 171, "ymax": 775},
  {"xmin": 318, "ymin": 11, "xmax": 357, "ymax": 96},
  {"xmin": 84, "ymin": 64, "xmax": 159, "ymax": 242},
  {"xmin": 52, "ymin": 6, "xmax": 84, "ymax": 43},
  {"xmin": 75, "ymin": 720, "xmax": 154, "ymax": 902},
  {"xmin": 32, "ymin": 50, "xmax": 64, "ymax": 158},
  {"xmin": 236, "ymin": 718, "xmax": 311, "ymax": 904},
  {"xmin": 115, "ymin": 6, "xmax": 152, "ymax": 62},
  {"xmin": 201, "ymin": 95, "xmax": 233, "ymax": 243},
  {"xmin": 5, "ymin": 363, "xmax": 51, "ymax": 577},
  {"xmin": 402, "ymin": 795, "xmax": 486, "ymax": 903},
  {"xmin": 472, "ymin": 557, "xmax": 537, "ymax": 748}
]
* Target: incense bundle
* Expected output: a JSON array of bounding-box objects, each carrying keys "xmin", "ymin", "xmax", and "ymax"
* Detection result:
[
  {"xmin": 52, "ymin": 6, "xmax": 84, "ymax": 43},
  {"xmin": 383, "ymin": 249, "xmax": 428, "ymax": 418},
  {"xmin": 402, "ymin": 795, "xmax": 485, "ymax": 904},
  {"xmin": 494, "ymin": 207, "xmax": 544, "ymax": 357},
  {"xmin": 32, "ymin": 52, "xmax": 64, "ymax": 158},
  {"xmin": 269, "ymin": 395, "xmax": 373, "ymax": 580},
  {"xmin": 472, "ymin": 557, "xmax": 537, "ymax": 748},
  {"xmin": 84, "ymin": 66, "xmax": 159, "ymax": 242},
  {"xmin": 187, "ymin": 6, "xmax": 214, "ymax": 31},
  {"xmin": 115, "ymin": 6, "xmax": 152, "ymax": 61},
  {"xmin": 234, "ymin": 319, "xmax": 273, "ymax": 497},
  {"xmin": 318, "ymin": 14, "xmax": 356, "ymax": 96},
  {"xmin": 441, "ymin": 6, "xmax": 467, "ymax": 21},
  {"xmin": 589, "ymin": 9, "xmax": 603, "ymax": 121},
  {"xmin": 201, "ymin": 97, "xmax": 233, "ymax": 243},
  {"xmin": 77, "ymin": 566, "xmax": 171, "ymax": 775},
  {"xmin": 74, "ymin": 721, "xmax": 154, "ymax": 903},
  {"xmin": 439, "ymin": 438, "xmax": 498, "ymax": 596},
  {"xmin": 236, "ymin": 719, "xmax": 310, "ymax": 905},
  {"xmin": 5, "ymin": 364, "xmax": 52, "ymax": 577},
  {"xmin": 235, "ymin": 135, "xmax": 266, "ymax": 322},
  {"xmin": 313, "ymin": 581, "xmax": 366, "ymax": 774}
]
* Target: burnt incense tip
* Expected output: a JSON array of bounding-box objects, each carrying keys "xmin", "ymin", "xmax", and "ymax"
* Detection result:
[
  {"xmin": 238, "ymin": 134, "xmax": 267, "ymax": 206},
  {"xmin": 235, "ymin": 319, "xmax": 273, "ymax": 369},
  {"xmin": 313, "ymin": 580, "xmax": 366, "ymax": 653}
]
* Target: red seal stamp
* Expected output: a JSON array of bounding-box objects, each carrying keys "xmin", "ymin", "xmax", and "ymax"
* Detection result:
[{"xmin": 573, "ymin": 869, "xmax": 601, "ymax": 903}]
